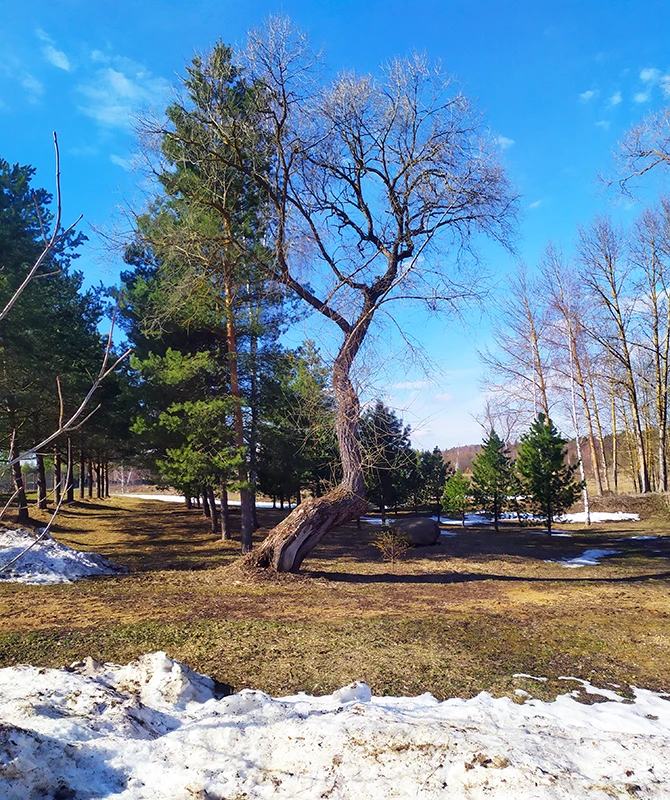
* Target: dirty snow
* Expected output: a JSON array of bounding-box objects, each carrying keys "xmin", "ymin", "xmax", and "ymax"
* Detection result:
[
  {"xmin": 0, "ymin": 651, "xmax": 668, "ymax": 799},
  {"xmin": 545, "ymin": 548, "xmax": 622, "ymax": 568},
  {"xmin": 0, "ymin": 527, "xmax": 127, "ymax": 584}
]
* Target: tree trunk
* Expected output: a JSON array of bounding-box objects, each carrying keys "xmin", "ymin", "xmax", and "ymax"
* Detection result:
[
  {"xmin": 104, "ymin": 460, "xmax": 110, "ymax": 498},
  {"xmin": 612, "ymin": 395, "xmax": 619, "ymax": 494},
  {"xmin": 37, "ymin": 453, "xmax": 48, "ymax": 510},
  {"xmin": 10, "ymin": 432, "xmax": 29, "ymax": 523},
  {"xmin": 208, "ymin": 486, "xmax": 218, "ymax": 534},
  {"xmin": 244, "ymin": 314, "xmax": 371, "ymax": 572},
  {"xmin": 220, "ymin": 485, "xmax": 230, "ymax": 540},
  {"xmin": 87, "ymin": 459, "xmax": 93, "ymax": 499},
  {"xmin": 96, "ymin": 462, "xmax": 102, "ymax": 499},
  {"xmin": 54, "ymin": 446, "xmax": 62, "ymax": 505},
  {"xmin": 185, "ymin": 495, "xmax": 192, "ymax": 509},
  {"xmin": 66, "ymin": 439, "xmax": 75, "ymax": 503},
  {"xmin": 202, "ymin": 487, "xmax": 211, "ymax": 518},
  {"xmin": 79, "ymin": 450, "xmax": 85, "ymax": 499},
  {"xmin": 249, "ymin": 295, "xmax": 260, "ymax": 530},
  {"xmin": 223, "ymin": 268, "xmax": 253, "ymax": 552}
]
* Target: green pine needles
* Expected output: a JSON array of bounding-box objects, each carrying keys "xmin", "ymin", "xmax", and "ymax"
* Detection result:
[
  {"xmin": 471, "ymin": 430, "xmax": 514, "ymax": 531},
  {"xmin": 516, "ymin": 414, "xmax": 583, "ymax": 536}
]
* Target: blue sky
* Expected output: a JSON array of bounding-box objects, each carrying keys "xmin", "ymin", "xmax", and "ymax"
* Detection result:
[{"xmin": 2, "ymin": 0, "xmax": 670, "ymax": 448}]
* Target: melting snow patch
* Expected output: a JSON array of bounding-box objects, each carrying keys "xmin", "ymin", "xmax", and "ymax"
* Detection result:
[
  {"xmin": 558, "ymin": 511, "xmax": 640, "ymax": 523},
  {"xmin": 0, "ymin": 652, "xmax": 669, "ymax": 798},
  {"xmin": 545, "ymin": 548, "xmax": 622, "ymax": 568},
  {"xmin": 121, "ymin": 493, "xmax": 276, "ymax": 508},
  {"xmin": 441, "ymin": 513, "xmax": 492, "ymax": 526},
  {"xmin": 0, "ymin": 527, "xmax": 127, "ymax": 584}
]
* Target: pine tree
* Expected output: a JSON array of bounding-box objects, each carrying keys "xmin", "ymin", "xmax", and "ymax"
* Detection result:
[
  {"xmin": 442, "ymin": 470, "xmax": 472, "ymax": 527},
  {"xmin": 516, "ymin": 414, "xmax": 582, "ymax": 536},
  {"xmin": 471, "ymin": 430, "xmax": 514, "ymax": 531},
  {"xmin": 0, "ymin": 157, "xmax": 103, "ymax": 521}
]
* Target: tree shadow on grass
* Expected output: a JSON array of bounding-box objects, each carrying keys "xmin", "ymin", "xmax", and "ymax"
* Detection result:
[{"xmin": 306, "ymin": 567, "xmax": 670, "ymax": 585}]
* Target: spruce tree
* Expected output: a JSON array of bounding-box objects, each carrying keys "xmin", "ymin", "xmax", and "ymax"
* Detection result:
[
  {"xmin": 516, "ymin": 414, "xmax": 582, "ymax": 536},
  {"xmin": 419, "ymin": 447, "xmax": 450, "ymax": 521},
  {"xmin": 471, "ymin": 430, "xmax": 514, "ymax": 531},
  {"xmin": 360, "ymin": 402, "xmax": 413, "ymax": 523},
  {"xmin": 442, "ymin": 470, "xmax": 472, "ymax": 527}
]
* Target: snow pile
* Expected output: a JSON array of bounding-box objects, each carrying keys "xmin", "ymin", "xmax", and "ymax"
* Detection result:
[
  {"xmin": 1, "ymin": 652, "xmax": 669, "ymax": 799},
  {"xmin": 558, "ymin": 511, "xmax": 640, "ymax": 524},
  {"xmin": 545, "ymin": 548, "xmax": 622, "ymax": 568},
  {"xmin": 0, "ymin": 527, "xmax": 128, "ymax": 584}
]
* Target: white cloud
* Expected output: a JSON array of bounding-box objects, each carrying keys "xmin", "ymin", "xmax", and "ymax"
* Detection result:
[
  {"xmin": 109, "ymin": 153, "xmax": 133, "ymax": 171},
  {"xmin": 595, "ymin": 120, "xmax": 610, "ymax": 130},
  {"xmin": 433, "ymin": 393, "xmax": 453, "ymax": 402},
  {"xmin": 43, "ymin": 44, "xmax": 71, "ymax": 71},
  {"xmin": 661, "ymin": 75, "xmax": 670, "ymax": 96},
  {"xmin": 579, "ymin": 89, "xmax": 597, "ymax": 103},
  {"xmin": 90, "ymin": 50, "xmax": 110, "ymax": 64},
  {"xmin": 640, "ymin": 67, "xmax": 660, "ymax": 84},
  {"xmin": 19, "ymin": 73, "xmax": 44, "ymax": 102},
  {"xmin": 528, "ymin": 199, "xmax": 542, "ymax": 209},
  {"xmin": 392, "ymin": 380, "xmax": 431, "ymax": 390},
  {"xmin": 634, "ymin": 91, "xmax": 650, "ymax": 103},
  {"xmin": 77, "ymin": 59, "xmax": 170, "ymax": 130},
  {"xmin": 496, "ymin": 135, "xmax": 515, "ymax": 150},
  {"xmin": 608, "ymin": 91, "xmax": 622, "ymax": 106}
]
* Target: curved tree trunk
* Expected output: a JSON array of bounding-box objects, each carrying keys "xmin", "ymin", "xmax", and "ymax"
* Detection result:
[{"xmin": 244, "ymin": 307, "xmax": 373, "ymax": 572}]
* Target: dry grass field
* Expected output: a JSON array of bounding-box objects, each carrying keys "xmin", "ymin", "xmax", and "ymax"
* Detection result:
[{"xmin": 0, "ymin": 495, "xmax": 669, "ymax": 702}]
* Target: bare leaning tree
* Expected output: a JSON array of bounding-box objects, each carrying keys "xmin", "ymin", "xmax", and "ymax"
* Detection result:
[{"xmin": 156, "ymin": 18, "xmax": 516, "ymax": 572}]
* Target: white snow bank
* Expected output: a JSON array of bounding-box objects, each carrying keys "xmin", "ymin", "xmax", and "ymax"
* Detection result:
[
  {"xmin": 558, "ymin": 511, "xmax": 640, "ymax": 523},
  {"xmin": 1, "ymin": 652, "xmax": 669, "ymax": 799},
  {"xmin": 545, "ymin": 548, "xmax": 622, "ymax": 568},
  {"xmin": 0, "ymin": 527, "xmax": 127, "ymax": 584}
]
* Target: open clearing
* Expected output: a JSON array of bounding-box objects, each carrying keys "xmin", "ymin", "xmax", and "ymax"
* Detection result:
[{"xmin": 1, "ymin": 495, "xmax": 669, "ymax": 703}]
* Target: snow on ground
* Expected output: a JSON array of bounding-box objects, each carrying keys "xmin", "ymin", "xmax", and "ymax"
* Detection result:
[
  {"xmin": 545, "ymin": 549, "xmax": 622, "ymax": 568},
  {"xmin": 439, "ymin": 514, "xmax": 493, "ymax": 527},
  {"xmin": 123, "ymin": 498, "xmax": 641, "ymax": 527},
  {"xmin": 0, "ymin": 651, "xmax": 668, "ymax": 799},
  {"xmin": 558, "ymin": 511, "xmax": 640, "ymax": 524},
  {"xmin": 120, "ymin": 493, "xmax": 276, "ymax": 508},
  {"xmin": 0, "ymin": 527, "xmax": 127, "ymax": 584}
]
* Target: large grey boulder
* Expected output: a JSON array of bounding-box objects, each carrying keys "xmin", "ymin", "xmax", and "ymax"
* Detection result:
[{"xmin": 390, "ymin": 517, "xmax": 441, "ymax": 546}]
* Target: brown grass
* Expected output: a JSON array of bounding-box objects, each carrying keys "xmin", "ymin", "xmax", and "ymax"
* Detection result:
[{"xmin": 0, "ymin": 496, "xmax": 669, "ymax": 701}]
